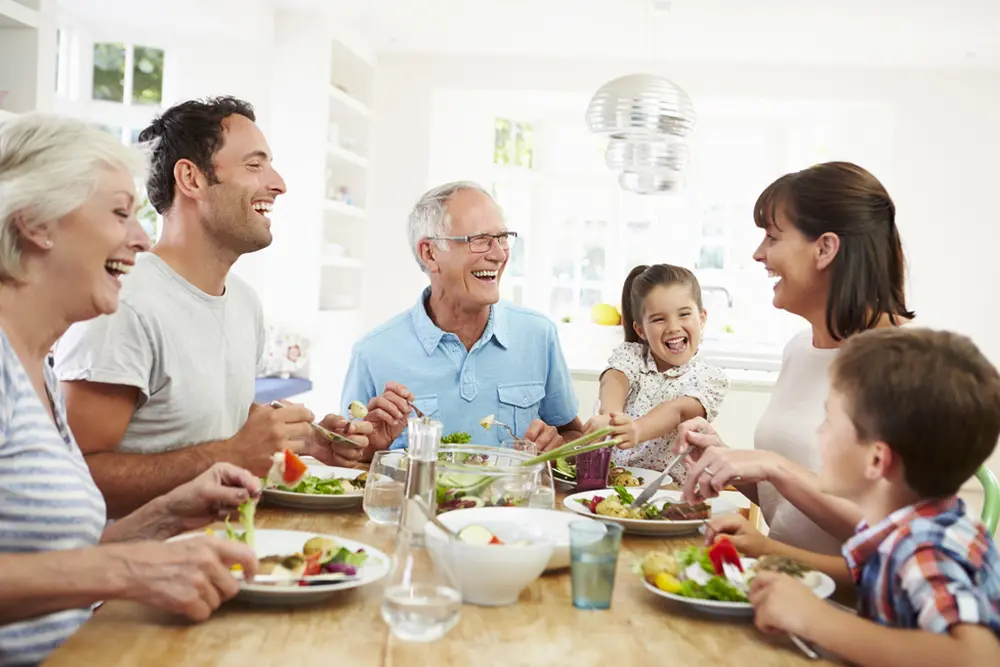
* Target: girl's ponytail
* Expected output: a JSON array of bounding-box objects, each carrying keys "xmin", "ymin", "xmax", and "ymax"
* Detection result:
[{"xmin": 621, "ymin": 265, "xmax": 648, "ymax": 343}]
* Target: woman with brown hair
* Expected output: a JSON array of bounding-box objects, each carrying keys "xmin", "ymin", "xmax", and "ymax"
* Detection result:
[{"xmin": 674, "ymin": 161, "xmax": 914, "ymax": 556}]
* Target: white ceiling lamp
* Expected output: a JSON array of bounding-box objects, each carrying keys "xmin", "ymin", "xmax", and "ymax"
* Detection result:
[
  {"xmin": 585, "ymin": 73, "xmax": 696, "ymax": 194},
  {"xmin": 583, "ymin": 3, "xmax": 696, "ymax": 195}
]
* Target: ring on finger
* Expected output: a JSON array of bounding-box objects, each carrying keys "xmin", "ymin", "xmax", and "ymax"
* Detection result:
[{"xmin": 702, "ymin": 467, "xmax": 716, "ymax": 476}]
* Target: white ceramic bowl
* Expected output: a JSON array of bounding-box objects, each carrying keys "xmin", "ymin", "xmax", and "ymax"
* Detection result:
[
  {"xmin": 425, "ymin": 516, "xmax": 554, "ymax": 606},
  {"xmin": 435, "ymin": 506, "xmax": 594, "ymax": 571}
]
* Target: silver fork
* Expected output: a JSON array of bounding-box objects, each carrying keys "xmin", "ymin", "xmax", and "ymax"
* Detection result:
[{"xmin": 721, "ymin": 561, "xmax": 819, "ymax": 660}]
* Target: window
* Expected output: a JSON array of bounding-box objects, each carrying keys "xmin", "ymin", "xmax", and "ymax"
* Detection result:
[
  {"xmin": 486, "ymin": 99, "xmax": 894, "ymax": 353},
  {"xmin": 54, "ymin": 29, "xmax": 167, "ymax": 242}
]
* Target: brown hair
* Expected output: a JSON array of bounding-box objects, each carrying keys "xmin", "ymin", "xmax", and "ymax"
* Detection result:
[
  {"xmin": 754, "ymin": 161, "xmax": 915, "ymax": 341},
  {"xmin": 832, "ymin": 327, "xmax": 1000, "ymax": 498},
  {"xmin": 621, "ymin": 264, "xmax": 703, "ymax": 344}
]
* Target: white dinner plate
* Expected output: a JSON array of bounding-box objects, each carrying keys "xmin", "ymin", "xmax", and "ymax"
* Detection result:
[
  {"xmin": 227, "ymin": 529, "xmax": 388, "ymax": 605},
  {"xmin": 642, "ymin": 557, "xmax": 836, "ymax": 617},
  {"xmin": 261, "ymin": 463, "xmax": 365, "ymax": 510},
  {"xmin": 553, "ymin": 466, "xmax": 661, "ymax": 491},
  {"xmin": 562, "ymin": 488, "xmax": 740, "ymax": 536}
]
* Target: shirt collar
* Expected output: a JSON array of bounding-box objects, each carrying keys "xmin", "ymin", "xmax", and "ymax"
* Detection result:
[
  {"xmin": 409, "ymin": 287, "xmax": 508, "ymax": 355},
  {"xmin": 842, "ymin": 496, "xmax": 964, "ymax": 582},
  {"xmin": 640, "ymin": 346, "xmax": 701, "ymax": 378}
]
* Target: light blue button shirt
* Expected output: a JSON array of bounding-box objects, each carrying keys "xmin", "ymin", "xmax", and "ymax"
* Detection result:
[{"xmin": 341, "ymin": 289, "xmax": 579, "ymax": 449}]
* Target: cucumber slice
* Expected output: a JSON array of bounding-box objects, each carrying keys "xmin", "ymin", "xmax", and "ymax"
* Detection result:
[{"xmin": 457, "ymin": 524, "xmax": 495, "ymax": 545}]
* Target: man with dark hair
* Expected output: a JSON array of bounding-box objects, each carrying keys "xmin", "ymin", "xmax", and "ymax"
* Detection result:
[{"xmin": 53, "ymin": 96, "xmax": 372, "ymax": 517}]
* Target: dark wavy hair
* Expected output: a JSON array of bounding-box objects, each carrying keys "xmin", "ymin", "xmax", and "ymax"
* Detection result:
[
  {"xmin": 137, "ymin": 96, "xmax": 256, "ymax": 214},
  {"xmin": 754, "ymin": 161, "xmax": 914, "ymax": 341}
]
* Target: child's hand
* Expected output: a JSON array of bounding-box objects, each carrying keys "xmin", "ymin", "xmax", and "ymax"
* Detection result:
[
  {"xmin": 609, "ymin": 413, "xmax": 642, "ymax": 449},
  {"xmin": 704, "ymin": 514, "xmax": 771, "ymax": 557},
  {"xmin": 749, "ymin": 571, "xmax": 827, "ymax": 637}
]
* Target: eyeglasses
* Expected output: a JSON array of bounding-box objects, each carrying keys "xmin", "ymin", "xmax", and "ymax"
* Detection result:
[{"xmin": 426, "ymin": 231, "xmax": 518, "ymax": 253}]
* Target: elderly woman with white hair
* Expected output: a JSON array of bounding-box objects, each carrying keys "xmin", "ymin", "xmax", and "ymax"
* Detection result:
[
  {"xmin": 0, "ymin": 113, "xmax": 260, "ymax": 667},
  {"xmin": 340, "ymin": 180, "xmax": 584, "ymax": 457}
]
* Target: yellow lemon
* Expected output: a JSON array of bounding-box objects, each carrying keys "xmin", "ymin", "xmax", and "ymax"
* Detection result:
[
  {"xmin": 654, "ymin": 572, "xmax": 682, "ymax": 594},
  {"xmin": 590, "ymin": 303, "xmax": 621, "ymax": 326}
]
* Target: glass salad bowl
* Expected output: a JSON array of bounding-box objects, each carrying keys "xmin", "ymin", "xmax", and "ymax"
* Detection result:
[{"xmin": 435, "ymin": 445, "xmax": 555, "ymax": 513}]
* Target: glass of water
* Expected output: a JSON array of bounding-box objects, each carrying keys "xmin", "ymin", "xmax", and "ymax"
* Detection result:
[
  {"xmin": 569, "ymin": 521, "xmax": 623, "ymax": 610},
  {"xmin": 363, "ymin": 450, "xmax": 406, "ymax": 525}
]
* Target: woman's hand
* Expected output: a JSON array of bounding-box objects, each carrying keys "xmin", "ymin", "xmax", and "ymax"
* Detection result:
[
  {"xmin": 158, "ymin": 463, "xmax": 261, "ymax": 536},
  {"xmin": 682, "ymin": 447, "xmax": 781, "ymax": 503},
  {"xmin": 673, "ymin": 417, "xmax": 728, "ymax": 463},
  {"xmin": 112, "ymin": 536, "xmax": 257, "ymax": 622},
  {"xmin": 704, "ymin": 513, "xmax": 772, "ymax": 558}
]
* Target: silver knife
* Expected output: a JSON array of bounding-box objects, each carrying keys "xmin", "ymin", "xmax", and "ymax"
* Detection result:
[{"xmin": 629, "ymin": 447, "xmax": 689, "ymax": 508}]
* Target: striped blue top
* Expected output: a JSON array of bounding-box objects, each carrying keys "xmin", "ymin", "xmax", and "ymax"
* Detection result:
[{"xmin": 0, "ymin": 329, "xmax": 107, "ymax": 667}]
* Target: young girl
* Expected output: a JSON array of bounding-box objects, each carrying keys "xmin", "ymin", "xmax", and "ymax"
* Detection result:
[{"xmin": 588, "ymin": 264, "xmax": 729, "ymax": 484}]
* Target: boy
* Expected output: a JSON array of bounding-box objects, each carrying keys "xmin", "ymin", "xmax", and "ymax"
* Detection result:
[{"xmin": 749, "ymin": 327, "xmax": 1000, "ymax": 666}]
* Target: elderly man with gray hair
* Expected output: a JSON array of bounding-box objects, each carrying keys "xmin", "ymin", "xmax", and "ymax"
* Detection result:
[{"xmin": 341, "ymin": 181, "xmax": 584, "ymax": 454}]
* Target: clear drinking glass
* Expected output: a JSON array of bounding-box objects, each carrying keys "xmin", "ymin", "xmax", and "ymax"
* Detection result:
[
  {"xmin": 569, "ymin": 521, "xmax": 623, "ymax": 610},
  {"xmin": 363, "ymin": 450, "xmax": 406, "ymax": 525}
]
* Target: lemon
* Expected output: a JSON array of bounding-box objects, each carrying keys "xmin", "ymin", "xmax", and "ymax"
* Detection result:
[
  {"xmin": 590, "ymin": 303, "xmax": 621, "ymax": 326},
  {"xmin": 654, "ymin": 572, "xmax": 682, "ymax": 594}
]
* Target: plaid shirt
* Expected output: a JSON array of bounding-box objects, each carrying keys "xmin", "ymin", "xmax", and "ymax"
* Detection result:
[{"xmin": 843, "ymin": 496, "xmax": 1000, "ymax": 636}]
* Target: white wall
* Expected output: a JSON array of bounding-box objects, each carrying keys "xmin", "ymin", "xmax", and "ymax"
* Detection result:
[{"xmin": 365, "ymin": 54, "xmax": 1000, "ymax": 478}]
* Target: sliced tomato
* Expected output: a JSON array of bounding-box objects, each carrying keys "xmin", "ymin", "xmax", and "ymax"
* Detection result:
[
  {"xmin": 282, "ymin": 449, "xmax": 308, "ymax": 485},
  {"xmin": 303, "ymin": 552, "xmax": 323, "ymax": 577},
  {"xmin": 488, "ymin": 536, "xmax": 504, "ymax": 545}
]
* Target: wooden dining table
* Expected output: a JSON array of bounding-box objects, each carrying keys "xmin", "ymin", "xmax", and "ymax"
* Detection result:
[{"xmin": 44, "ymin": 496, "xmax": 846, "ymax": 667}]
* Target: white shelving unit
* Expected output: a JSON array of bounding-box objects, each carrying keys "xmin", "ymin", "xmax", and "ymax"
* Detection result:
[
  {"xmin": 0, "ymin": 0, "xmax": 54, "ymax": 116},
  {"xmin": 319, "ymin": 36, "xmax": 373, "ymax": 314}
]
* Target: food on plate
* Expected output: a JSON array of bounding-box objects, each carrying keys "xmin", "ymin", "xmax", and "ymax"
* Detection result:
[
  {"xmin": 348, "ymin": 400, "xmax": 369, "ymax": 420},
  {"xmin": 575, "ymin": 486, "xmax": 711, "ymax": 521},
  {"xmin": 223, "ymin": 521, "xmax": 370, "ymax": 586},
  {"xmin": 441, "ymin": 431, "xmax": 472, "ymax": 444},
  {"xmin": 272, "ymin": 472, "xmax": 366, "ymax": 495},
  {"xmin": 637, "ymin": 539, "xmax": 819, "ymax": 602},
  {"xmin": 553, "ymin": 457, "xmax": 576, "ymax": 481},
  {"xmin": 266, "ymin": 449, "xmax": 309, "ymax": 488},
  {"xmin": 608, "ymin": 467, "xmax": 643, "ymax": 487},
  {"xmin": 224, "ymin": 498, "xmax": 257, "ymax": 549}
]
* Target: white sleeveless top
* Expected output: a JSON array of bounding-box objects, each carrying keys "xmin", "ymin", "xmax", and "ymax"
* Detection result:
[{"xmin": 754, "ymin": 329, "xmax": 844, "ymax": 555}]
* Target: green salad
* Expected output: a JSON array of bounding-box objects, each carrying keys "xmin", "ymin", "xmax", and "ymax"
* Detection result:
[{"xmin": 270, "ymin": 472, "xmax": 367, "ymax": 495}]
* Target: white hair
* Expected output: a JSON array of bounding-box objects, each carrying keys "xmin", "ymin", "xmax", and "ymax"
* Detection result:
[
  {"xmin": 407, "ymin": 180, "xmax": 494, "ymax": 273},
  {"xmin": 0, "ymin": 113, "xmax": 147, "ymax": 283}
]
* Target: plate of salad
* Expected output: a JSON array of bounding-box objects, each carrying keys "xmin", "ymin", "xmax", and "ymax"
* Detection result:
[
  {"xmin": 261, "ymin": 458, "xmax": 368, "ymax": 510},
  {"xmin": 637, "ymin": 540, "xmax": 835, "ymax": 616},
  {"xmin": 203, "ymin": 501, "xmax": 390, "ymax": 605},
  {"xmin": 563, "ymin": 486, "xmax": 740, "ymax": 536}
]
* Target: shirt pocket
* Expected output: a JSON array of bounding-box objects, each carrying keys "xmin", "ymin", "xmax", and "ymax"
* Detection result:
[{"xmin": 496, "ymin": 381, "xmax": 546, "ymax": 438}]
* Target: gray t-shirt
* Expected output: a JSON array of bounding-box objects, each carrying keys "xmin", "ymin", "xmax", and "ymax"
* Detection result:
[{"xmin": 53, "ymin": 253, "xmax": 265, "ymax": 454}]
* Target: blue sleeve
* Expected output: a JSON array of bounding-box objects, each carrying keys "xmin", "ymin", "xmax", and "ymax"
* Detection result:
[
  {"xmin": 340, "ymin": 345, "xmax": 377, "ymax": 417},
  {"xmin": 538, "ymin": 323, "xmax": 579, "ymax": 428}
]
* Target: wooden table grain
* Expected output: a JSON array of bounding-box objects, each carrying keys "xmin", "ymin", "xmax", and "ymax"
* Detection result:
[{"xmin": 44, "ymin": 502, "xmax": 843, "ymax": 667}]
